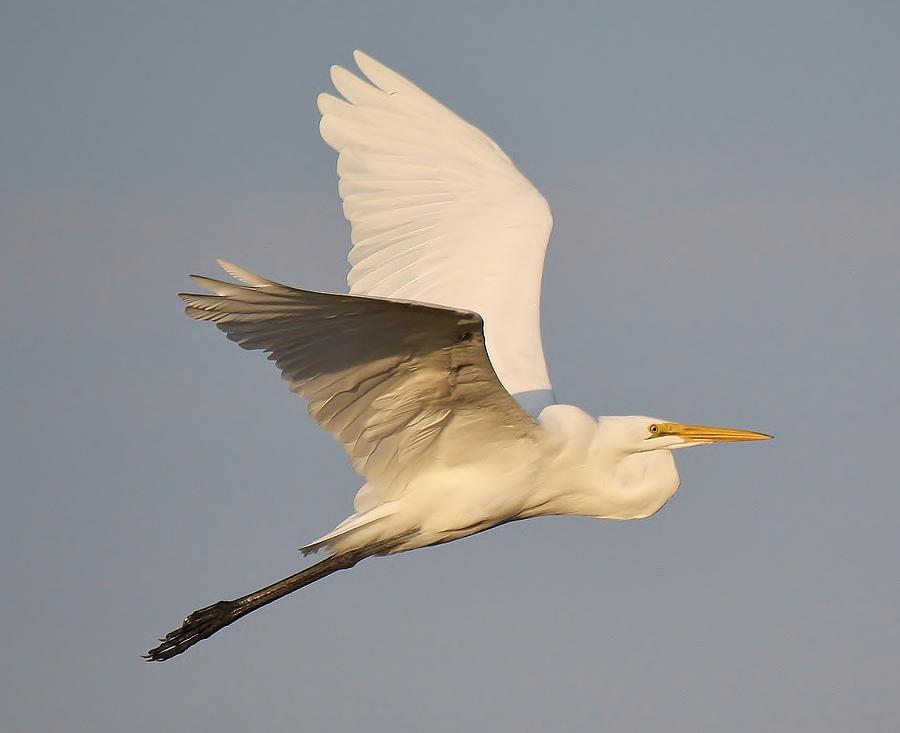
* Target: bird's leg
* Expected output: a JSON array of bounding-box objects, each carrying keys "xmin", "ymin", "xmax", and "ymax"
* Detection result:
[{"xmin": 144, "ymin": 533, "xmax": 413, "ymax": 662}]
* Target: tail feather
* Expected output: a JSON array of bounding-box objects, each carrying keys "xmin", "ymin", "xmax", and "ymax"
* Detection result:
[{"xmin": 300, "ymin": 503, "xmax": 398, "ymax": 556}]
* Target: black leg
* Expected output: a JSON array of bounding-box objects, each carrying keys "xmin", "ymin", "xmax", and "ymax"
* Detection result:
[{"xmin": 144, "ymin": 534, "xmax": 412, "ymax": 661}]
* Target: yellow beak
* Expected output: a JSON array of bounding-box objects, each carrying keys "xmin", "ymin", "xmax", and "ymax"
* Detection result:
[{"xmin": 660, "ymin": 422, "xmax": 773, "ymax": 443}]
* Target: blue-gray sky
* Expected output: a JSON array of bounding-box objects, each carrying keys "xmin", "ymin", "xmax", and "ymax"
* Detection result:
[{"xmin": 2, "ymin": 2, "xmax": 898, "ymax": 731}]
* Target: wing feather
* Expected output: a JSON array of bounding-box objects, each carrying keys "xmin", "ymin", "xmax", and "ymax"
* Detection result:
[
  {"xmin": 181, "ymin": 263, "xmax": 537, "ymax": 495},
  {"xmin": 319, "ymin": 50, "xmax": 555, "ymax": 408}
]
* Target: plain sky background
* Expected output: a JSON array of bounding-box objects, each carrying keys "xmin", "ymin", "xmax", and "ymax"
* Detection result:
[{"xmin": 2, "ymin": 2, "xmax": 898, "ymax": 731}]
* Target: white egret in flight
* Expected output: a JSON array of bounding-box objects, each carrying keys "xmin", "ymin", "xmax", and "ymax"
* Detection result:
[{"xmin": 146, "ymin": 51, "xmax": 770, "ymax": 661}]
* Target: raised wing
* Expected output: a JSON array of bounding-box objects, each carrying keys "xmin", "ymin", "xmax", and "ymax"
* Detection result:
[
  {"xmin": 180, "ymin": 261, "xmax": 537, "ymax": 493},
  {"xmin": 318, "ymin": 51, "xmax": 555, "ymax": 410}
]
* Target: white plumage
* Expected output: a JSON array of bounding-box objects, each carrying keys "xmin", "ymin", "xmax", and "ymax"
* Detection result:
[
  {"xmin": 320, "ymin": 51, "xmax": 554, "ymax": 404},
  {"xmin": 146, "ymin": 51, "xmax": 770, "ymax": 661}
]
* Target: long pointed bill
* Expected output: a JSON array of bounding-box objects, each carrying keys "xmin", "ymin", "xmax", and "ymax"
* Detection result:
[{"xmin": 661, "ymin": 423, "xmax": 773, "ymax": 443}]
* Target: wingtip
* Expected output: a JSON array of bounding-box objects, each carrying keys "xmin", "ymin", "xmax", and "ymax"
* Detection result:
[
  {"xmin": 209, "ymin": 259, "xmax": 294, "ymax": 291},
  {"xmin": 216, "ymin": 259, "xmax": 264, "ymax": 285},
  {"xmin": 353, "ymin": 49, "xmax": 383, "ymax": 76},
  {"xmin": 317, "ymin": 92, "xmax": 336, "ymax": 114}
]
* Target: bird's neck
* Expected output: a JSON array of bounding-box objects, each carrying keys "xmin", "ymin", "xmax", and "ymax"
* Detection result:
[
  {"xmin": 523, "ymin": 406, "xmax": 681, "ymax": 521},
  {"xmin": 586, "ymin": 449, "xmax": 681, "ymax": 519}
]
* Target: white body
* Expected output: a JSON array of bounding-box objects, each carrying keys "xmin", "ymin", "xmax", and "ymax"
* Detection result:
[
  {"xmin": 309, "ymin": 407, "xmax": 680, "ymax": 555},
  {"xmin": 345, "ymin": 408, "xmax": 676, "ymax": 553}
]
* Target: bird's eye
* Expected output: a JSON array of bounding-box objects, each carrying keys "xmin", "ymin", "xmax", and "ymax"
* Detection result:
[{"xmin": 648, "ymin": 424, "xmax": 660, "ymax": 435}]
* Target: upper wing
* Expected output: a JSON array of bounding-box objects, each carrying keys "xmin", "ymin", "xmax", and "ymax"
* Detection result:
[
  {"xmin": 318, "ymin": 50, "xmax": 555, "ymax": 409},
  {"xmin": 180, "ymin": 261, "xmax": 537, "ymax": 494}
]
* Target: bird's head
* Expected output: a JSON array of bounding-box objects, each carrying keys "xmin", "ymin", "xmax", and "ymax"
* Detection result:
[
  {"xmin": 596, "ymin": 416, "xmax": 772, "ymax": 455},
  {"xmin": 582, "ymin": 416, "xmax": 771, "ymax": 520}
]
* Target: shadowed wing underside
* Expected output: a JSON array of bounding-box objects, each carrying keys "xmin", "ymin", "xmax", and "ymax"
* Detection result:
[{"xmin": 180, "ymin": 262, "xmax": 537, "ymax": 494}]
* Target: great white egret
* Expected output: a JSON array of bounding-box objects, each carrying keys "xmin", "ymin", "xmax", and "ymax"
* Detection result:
[{"xmin": 146, "ymin": 51, "xmax": 771, "ymax": 661}]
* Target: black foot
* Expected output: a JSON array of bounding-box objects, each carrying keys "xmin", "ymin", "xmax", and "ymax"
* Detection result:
[{"xmin": 144, "ymin": 600, "xmax": 238, "ymax": 661}]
